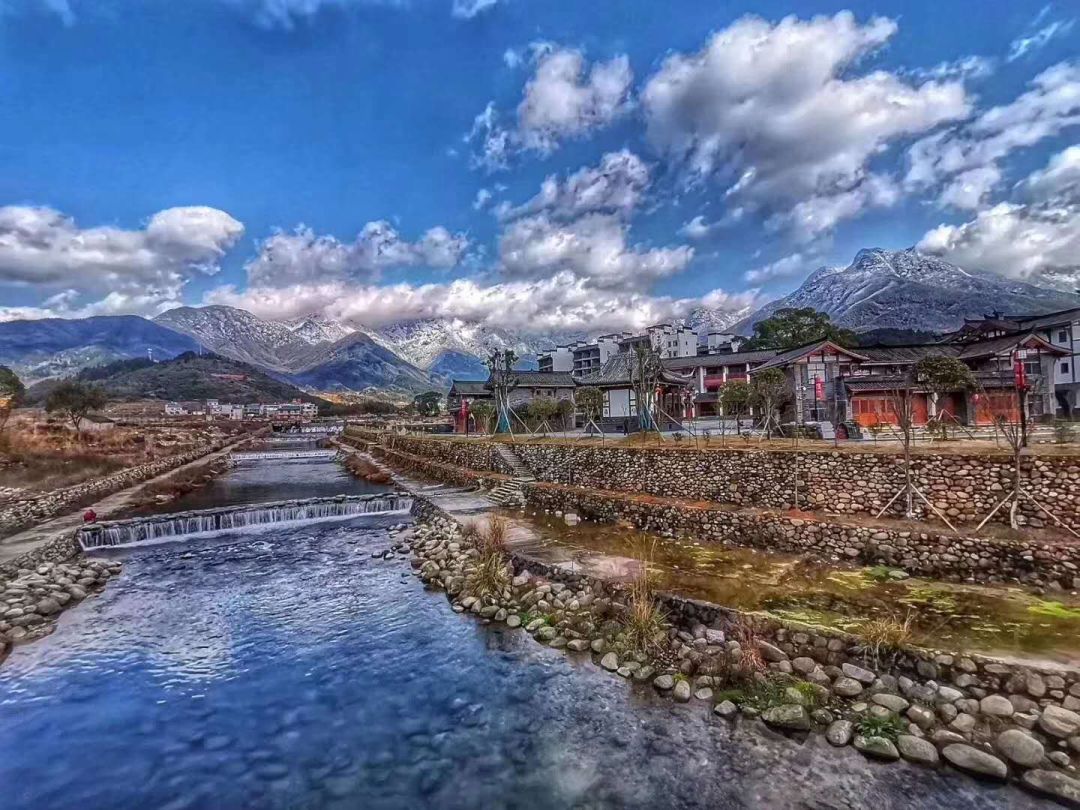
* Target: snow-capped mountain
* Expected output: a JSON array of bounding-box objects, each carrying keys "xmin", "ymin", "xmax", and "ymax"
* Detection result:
[
  {"xmin": 285, "ymin": 315, "xmax": 356, "ymax": 345},
  {"xmin": 363, "ymin": 318, "xmax": 575, "ymax": 372},
  {"xmin": 739, "ymin": 248, "xmax": 1080, "ymax": 334},
  {"xmin": 154, "ymin": 305, "xmax": 319, "ymax": 372},
  {"xmin": 686, "ymin": 302, "xmax": 757, "ymax": 334}
]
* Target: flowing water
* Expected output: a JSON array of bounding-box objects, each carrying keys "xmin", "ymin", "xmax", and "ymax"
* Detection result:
[
  {"xmin": 0, "ymin": 458, "xmax": 1050, "ymax": 808},
  {"xmin": 505, "ymin": 510, "xmax": 1080, "ymax": 667}
]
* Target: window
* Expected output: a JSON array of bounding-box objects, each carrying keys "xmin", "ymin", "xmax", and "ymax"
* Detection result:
[
  {"xmin": 1059, "ymin": 330, "xmax": 1069, "ymax": 343},
  {"xmin": 1063, "ymin": 362, "xmax": 1071, "ymax": 375},
  {"xmin": 602, "ymin": 391, "xmax": 610, "ymax": 418},
  {"xmin": 628, "ymin": 388, "xmax": 638, "ymax": 416}
]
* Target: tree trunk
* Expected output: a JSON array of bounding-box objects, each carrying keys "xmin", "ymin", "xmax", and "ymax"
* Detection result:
[{"xmin": 1010, "ymin": 450, "xmax": 1022, "ymax": 529}]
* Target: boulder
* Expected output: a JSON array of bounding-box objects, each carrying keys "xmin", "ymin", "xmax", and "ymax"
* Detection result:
[
  {"xmin": 1021, "ymin": 770, "xmax": 1080, "ymax": 806},
  {"xmin": 842, "ymin": 662, "xmax": 876, "ymax": 684},
  {"xmin": 673, "ymin": 680, "xmax": 692, "ymax": 703},
  {"xmin": 600, "ymin": 653, "xmax": 619, "ymax": 671},
  {"xmin": 872, "ymin": 694, "xmax": 910, "ymax": 713},
  {"xmin": 942, "ymin": 745, "xmax": 1008, "ymax": 780},
  {"xmin": 762, "ymin": 704, "xmax": 811, "ymax": 732},
  {"xmin": 995, "ymin": 729, "xmax": 1044, "ymax": 768},
  {"xmin": 1040, "ymin": 706, "xmax": 1080, "ymax": 739},
  {"xmin": 854, "ymin": 735, "xmax": 899, "ymax": 760},
  {"xmin": 714, "ymin": 701, "xmax": 738, "ymax": 719},
  {"xmin": 897, "ymin": 735, "xmax": 939, "ymax": 766},
  {"xmin": 832, "ymin": 677, "xmax": 864, "ymax": 697},
  {"xmin": 979, "ymin": 695, "xmax": 1014, "ymax": 718},
  {"xmin": 653, "ymin": 674, "xmax": 675, "ymax": 691},
  {"xmin": 826, "ymin": 720, "xmax": 853, "ymax": 747}
]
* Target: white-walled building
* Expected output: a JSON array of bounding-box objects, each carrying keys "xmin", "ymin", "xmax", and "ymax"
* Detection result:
[{"xmin": 646, "ymin": 324, "xmax": 699, "ymax": 359}]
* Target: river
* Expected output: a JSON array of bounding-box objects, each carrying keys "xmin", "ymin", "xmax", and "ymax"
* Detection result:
[{"xmin": 0, "ymin": 453, "xmax": 1048, "ymax": 808}]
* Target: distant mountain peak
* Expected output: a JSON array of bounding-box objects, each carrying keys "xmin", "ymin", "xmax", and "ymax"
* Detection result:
[{"xmin": 739, "ymin": 248, "xmax": 1080, "ymax": 334}]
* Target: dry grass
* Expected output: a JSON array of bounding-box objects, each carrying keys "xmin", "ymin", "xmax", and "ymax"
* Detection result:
[
  {"xmin": 859, "ymin": 612, "xmax": 916, "ymax": 668},
  {"xmin": 620, "ymin": 535, "xmax": 669, "ymax": 655},
  {"xmin": 343, "ymin": 454, "xmax": 393, "ymax": 484},
  {"xmin": 465, "ymin": 515, "xmax": 512, "ymax": 598}
]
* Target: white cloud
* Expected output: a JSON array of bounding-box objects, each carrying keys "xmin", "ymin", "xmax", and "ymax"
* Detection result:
[
  {"xmin": 1021, "ymin": 143, "xmax": 1080, "ymax": 204},
  {"xmin": 0, "ymin": 0, "xmax": 75, "ymax": 25},
  {"xmin": 906, "ymin": 55, "xmax": 995, "ymax": 82},
  {"xmin": 451, "ymin": 0, "xmax": 498, "ymax": 19},
  {"xmin": 498, "ymin": 150, "xmax": 649, "ymax": 221},
  {"xmin": 678, "ymin": 216, "xmax": 713, "ymax": 240},
  {"xmin": 640, "ymin": 12, "xmax": 969, "ymax": 238},
  {"xmin": 225, "ymin": 0, "xmax": 404, "ymax": 30},
  {"xmin": 245, "ymin": 221, "xmax": 469, "ymax": 287},
  {"xmin": 906, "ymin": 62, "xmax": 1080, "ymax": 209},
  {"xmin": 467, "ymin": 46, "xmax": 632, "ymax": 169},
  {"xmin": 769, "ymin": 173, "xmax": 899, "ymax": 243},
  {"xmin": 744, "ymin": 252, "xmax": 819, "ymax": 284},
  {"xmin": 497, "ymin": 213, "xmax": 691, "ymax": 288},
  {"xmin": 0, "ymin": 205, "xmax": 243, "ymax": 318},
  {"xmin": 1008, "ymin": 14, "xmax": 1075, "ymax": 62},
  {"xmin": 472, "ymin": 188, "xmax": 493, "ymax": 211},
  {"xmin": 206, "ymin": 273, "xmax": 757, "ymax": 335},
  {"xmin": 917, "ymin": 202, "xmax": 1080, "ymax": 288}
]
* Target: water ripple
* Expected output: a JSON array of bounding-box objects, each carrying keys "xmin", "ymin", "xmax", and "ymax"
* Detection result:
[{"xmin": 0, "ymin": 517, "xmax": 1047, "ymax": 809}]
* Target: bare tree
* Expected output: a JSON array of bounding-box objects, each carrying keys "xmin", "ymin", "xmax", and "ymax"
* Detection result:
[
  {"xmin": 486, "ymin": 349, "xmax": 518, "ymax": 435},
  {"xmin": 875, "ymin": 373, "xmax": 958, "ymax": 531},
  {"xmin": 750, "ymin": 368, "xmax": 789, "ymax": 440},
  {"xmin": 629, "ymin": 344, "xmax": 663, "ymax": 435},
  {"xmin": 974, "ymin": 382, "xmax": 1078, "ymax": 536}
]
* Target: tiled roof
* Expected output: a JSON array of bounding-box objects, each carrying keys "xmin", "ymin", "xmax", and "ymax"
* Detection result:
[
  {"xmin": 752, "ymin": 340, "xmax": 867, "ymax": 372},
  {"xmin": 954, "ymin": 332, "xmax": 1069, "ymax": 359},
  {"xmin": 856, "ymin": 344, "xmax": 959, "ymax": 364},
  {"xmin": 662, "ymin": 350, "xmax": 776, "ymax": 370},
  {"xmin": 448, "ymin": 380, "xmax": 488, "ymax": 395},
  {"xmin": 494, "ymin": 371, "xmax": 576, "ymax": 387},
  {"xmin": 578, "ymin": 353, "xmax": 694, "ymax": 387}
]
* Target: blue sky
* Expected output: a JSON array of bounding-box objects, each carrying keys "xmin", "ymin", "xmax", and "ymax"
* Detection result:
[{"xmin": 0, "ymin": 0, "xmax": 1078, "ymax": 333}]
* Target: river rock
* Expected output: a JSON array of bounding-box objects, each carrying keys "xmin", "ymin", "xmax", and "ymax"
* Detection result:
[
  {"xmin": 673, "ymin": 680, "xmax": 691, "ymax": 703},
  {"xmin": 653, "ymin": 674, "xmax": 675, "ymax": 691},
  {"xmin": 1022, "ymin": 770, "xmax": 1080, "ymax": 806},
  {"xmin": 942, "ymin": 745, "xmax": 1008, "ymax": 780},
  {"xmin": 600, "ymin": 652, "xmax": 619, "ymax": 672},
  {"xmin": 762, "ymin": 704, "xmax": 810, "ymax": 731},
  {"xmin": 872, "ymin": 694, "xmax": 910, "ymax": 713},
  {"xmin": 906, "ymin": 705, "xmax": 936, "ymax": 730},
  {"xmin": 854, "ymin": 735, "xmax": 899, "ymax": 760},
  {"xmin": 506, "ymin": 615, "xmax": 521, "ymax": 628},
  {"xmin": 757, "ymin": 641, "xmax": 787, "ymax": 663},
  {"xmin": 979, "ymin": 695, "xmax": 1014, "ymax": 718},
  {"xmin": 897, "ymin": 735, "xmax": 939, "ymax": 766},
  {"xmin": 1040, "ymin": 706, "xmax": 1080, "ymax": 738},
  {"xmin": 714, "ymin": 700, "xmax": 738, "ymax": 719},
  {"xmin": 826, "ymin": 720, "xmax": 853, "ymax": 746},
  {"xmin": 833, "ymin": 677, "xmax": 864, "ymax": 697},
  {"xmin": 566, "ymin": 639, "xmax": 590, "ymax": 652},
  {"xmin": 35, "ymin": 598, "xmax": 60, "ymax": 616},
  {"xmin": 995, "ymin": 729, "xmax": 1045, "ymax": 768},
  {"xmin": 841, "ymin": 663, "xmax": 876, "ymax": 684}
]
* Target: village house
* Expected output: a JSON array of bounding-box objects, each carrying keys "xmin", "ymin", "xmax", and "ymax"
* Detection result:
[
  {"xmin": 948, "ymin": 306, "xmax": 1080, "ymax": 417},
  {"xmin": 576, "ymin": 353, "xmax": 695, "ymax": 433}
]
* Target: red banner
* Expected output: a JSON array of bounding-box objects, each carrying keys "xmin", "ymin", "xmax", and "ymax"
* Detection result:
[
  {"xmin": 814, "ymin": 376, "xmax": 824, "ymax": 400},
  {"xmin": 1013, "ymin": 359, "xmax": 1028, "ymax": 391}
]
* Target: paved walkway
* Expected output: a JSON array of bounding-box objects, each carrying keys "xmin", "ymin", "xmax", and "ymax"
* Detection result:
[{"xmin": 0, "ymin": 436, "xmax": 255, "ymax": 565}]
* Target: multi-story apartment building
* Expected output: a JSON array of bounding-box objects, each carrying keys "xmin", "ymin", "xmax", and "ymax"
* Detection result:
[
  {"xmin": 537, "ymin": 344, "xmax": 577, "ymax": 373},
  {"xmin": 571, "ymin": 334, "xmax": 624, "ymax": 378},
  {"xmin": 646, "ymin": 323, "xmax": 699, "ymax": 359}
]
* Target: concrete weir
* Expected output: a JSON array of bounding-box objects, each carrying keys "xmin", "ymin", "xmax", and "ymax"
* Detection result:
[
  {"xmin": 228, "ymin": 450, "xmax": 338, "ymax": 463},
  {"xmin": 76, "ymin": 493, "xmax": 413, "ymax": 550}
]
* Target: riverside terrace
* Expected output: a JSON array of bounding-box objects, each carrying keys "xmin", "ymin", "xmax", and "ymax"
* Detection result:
[{"xmin": 447, "ymin": 330, "xmax": 1071, "ymax": 434}]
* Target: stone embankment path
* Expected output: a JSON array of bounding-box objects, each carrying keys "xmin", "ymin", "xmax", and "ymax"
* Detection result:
[{"xmin": 0, "ymin": 435, "xmax": 257, "ymax": 566}]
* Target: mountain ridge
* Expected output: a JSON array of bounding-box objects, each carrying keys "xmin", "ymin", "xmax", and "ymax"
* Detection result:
[{"xmin": 738, "ymin": 248, "xmax": 1080, "ymax": 334}]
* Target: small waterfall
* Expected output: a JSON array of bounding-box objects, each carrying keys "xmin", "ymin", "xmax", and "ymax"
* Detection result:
[
  {"xmin": 77, "ymin": 493, "xmax": 412, "ymax": 550},
  {"xmin": 229, "ymin": 450, "xmax": 338, "ymax": 463}
]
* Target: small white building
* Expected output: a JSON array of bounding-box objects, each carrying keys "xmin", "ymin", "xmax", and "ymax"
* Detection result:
[{"xmin": 647, "ymin": 323, "xmax": 699, "ymax": 359}]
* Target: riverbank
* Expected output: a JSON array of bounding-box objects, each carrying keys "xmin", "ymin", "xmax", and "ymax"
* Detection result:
[{"xmin": 406, "ymin": 499, "xmax": 1080, "ymax": 806}]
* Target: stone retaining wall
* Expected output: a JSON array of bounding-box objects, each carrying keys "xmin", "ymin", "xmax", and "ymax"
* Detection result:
[
  {"xmin": 410, "ymin": 493, "xmax": 1080, "ymax": 767},
  {"xmin": 364, "ymin": 432, "xmax": 1080, "ymax": 532},
  {"xmin": 522, "ymin": 482, "xmax": 1080, "ymax": 590},
  {"xmin": 0, "ymin": 444, "xmax": 227, "ymax": 539}
]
